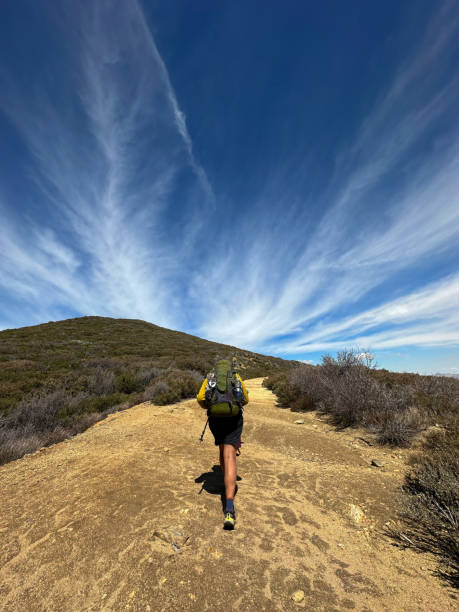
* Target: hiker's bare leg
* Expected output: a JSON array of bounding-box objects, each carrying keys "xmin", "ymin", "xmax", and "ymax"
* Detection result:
[
  {"xmin": 219, "ymin": 444, "xmax": 225, "ymax": 474},
  {"xmin": 222, "ymin": 443, "xmax": 237, "ymax": 500}
]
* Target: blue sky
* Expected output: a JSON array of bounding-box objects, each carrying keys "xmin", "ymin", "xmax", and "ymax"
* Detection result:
[{"xmin": 0, "ymin": 0, "xmax": 458, "ymax": 374}]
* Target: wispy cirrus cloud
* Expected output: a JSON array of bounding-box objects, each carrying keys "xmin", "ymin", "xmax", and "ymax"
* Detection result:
[
  {"xmin": 0, "ymin": 0, "xmax": 211, "ymax": 329},
  {"xmin": 268, "ymin": 273, "xmax": 459, "ymax": 354},
  {"xmin": 195, "ymin": 2, "xmax": 459, "ymax": 353}
]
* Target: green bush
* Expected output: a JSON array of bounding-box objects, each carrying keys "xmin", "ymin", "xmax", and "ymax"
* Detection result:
[
  {"xmin": 173, "ymin": 357, "xmax": 211, "ymax": 376},
  {"xmin": 71, "ymin": 393, "xmax": 128, "ymax": 415},
  {"xmin": 116, "ymin": 371, "xmax": 139, "ymax": 394},
  {"xmin": 143, "ymin": 371, "xmax": 202, "ymax": 405}
]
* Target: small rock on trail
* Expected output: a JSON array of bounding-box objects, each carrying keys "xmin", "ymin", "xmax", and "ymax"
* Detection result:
[
  {"xmin": 291, "ymin": 589, "xmax": 305, "ymax": 603},
  {"xmin": 349, "ymin": 504, "xmax": 365, "ymax": 523}
]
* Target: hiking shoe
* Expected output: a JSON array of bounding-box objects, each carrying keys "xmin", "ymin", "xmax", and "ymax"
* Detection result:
[{"xmin": 223, "ymin": 511, "xmax": 236, "ymax": 530}]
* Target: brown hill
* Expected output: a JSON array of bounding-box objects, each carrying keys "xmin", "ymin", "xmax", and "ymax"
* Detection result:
[
  {"xmin": 0, "ymin": 317, "xmax": 297, "ymax": 464},
  {"xmin": 0, "ymin": 316, "xmax": 296, "ymax": 415}
]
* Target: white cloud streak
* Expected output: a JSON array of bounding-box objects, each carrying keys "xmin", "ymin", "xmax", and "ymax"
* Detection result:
[
  {"xmin": 195, "ymin": 2, "xmax": 459, "ymax": 351},
  {"xmin": 0, "ymin": 0, "xmax": 211, "ymax": 329},
  {"xmin": 269, "ymin": 274, "xmax": 459, "ymax": 353}
]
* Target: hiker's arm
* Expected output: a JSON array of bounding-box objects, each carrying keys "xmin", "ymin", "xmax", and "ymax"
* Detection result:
[
  {"xmin": 237, "ymin": 375, "xmax": 249, "ymax": 405},
  {"xmin": 196, "ymin": 378, "xmax": 208, "ymax": 409}
]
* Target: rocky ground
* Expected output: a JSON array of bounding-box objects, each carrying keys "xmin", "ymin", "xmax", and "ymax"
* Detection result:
[{"xmin": 0, "ymin": 378, "xmax": 456, "ymax": 611}]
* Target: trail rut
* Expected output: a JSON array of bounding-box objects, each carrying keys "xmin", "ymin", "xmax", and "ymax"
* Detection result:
[{"xmin": 0, "ymin": 379, "xmax": 455, "ymax": 611}]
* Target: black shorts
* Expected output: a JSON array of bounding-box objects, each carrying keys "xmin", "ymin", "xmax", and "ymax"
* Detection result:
[{"xmin": 208, "ymin": 412, "xmax": 243, "ymax": 446}]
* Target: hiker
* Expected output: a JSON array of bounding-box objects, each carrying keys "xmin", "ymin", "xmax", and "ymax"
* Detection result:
[{"xmin": 197, "ymin": 358, "xmax": 249, "ymax": 530}]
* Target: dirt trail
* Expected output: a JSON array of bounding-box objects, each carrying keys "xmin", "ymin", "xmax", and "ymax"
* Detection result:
[{"xmin": 0, "ymin": 379, "xmax": 455, "ymax": 611}]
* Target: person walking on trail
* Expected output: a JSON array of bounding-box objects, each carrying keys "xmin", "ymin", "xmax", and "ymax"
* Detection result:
[{"xmin": 197, "ymin": 358, "xmax": 249, "ymax": 530}]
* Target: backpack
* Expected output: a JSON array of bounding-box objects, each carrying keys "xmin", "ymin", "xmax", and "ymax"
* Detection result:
[{"xmin": 205, "ymin": 359, "xmax": 243, "ymax": 418}]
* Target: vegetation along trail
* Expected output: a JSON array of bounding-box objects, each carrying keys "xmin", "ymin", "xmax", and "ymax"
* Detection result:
[{"xmin": 0, "ymin": 379, "xmax": 455, "ymax": 611}]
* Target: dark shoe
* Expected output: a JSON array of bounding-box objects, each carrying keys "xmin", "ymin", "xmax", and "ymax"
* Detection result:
[{"xmin": 223, "ymin": 511, "xmax": 236, "ymax": 530}]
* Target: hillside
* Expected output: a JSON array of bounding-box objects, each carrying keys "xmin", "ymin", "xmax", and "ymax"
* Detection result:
[
  {"xmin": 0, "ymin": 316, "xmax": 296, "ymax": 414},
  {"xmin": 0, "ymin": 317, "xmax": 297, "ymax": 464},
  {"xmin": 0, "ymin": 379, "xmax": 455, "ymax": 611}
]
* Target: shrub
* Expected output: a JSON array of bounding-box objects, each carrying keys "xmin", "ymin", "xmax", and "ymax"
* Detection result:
[
  {"xmin": 83, "ymin": 358, "xmax": 122, "ymax": 370},
  {"xmin": 267, "ymin": 350, "xmax": 427, "ymax": 444},
  {"xmin": 393, "ymin": 424, "xmax": 459, "ymax": 586},
  {"xmin": 135, "ymin": 367, "xmax": 162, "ymax": 387},
  {"xmin": 0, "ymin": 398, "xmax": 12, "ymax": 416},
  {"xmin": 290, "ymin": 395, "xmax": 315, "ymax": 412},
  {"xmin": 42, "ymin": 426, "xmax": 70, "ymax": 447},
  {"xmin": 373, "ymin": 404, "xmax": 424, "ymax": 446},
  {"xmin": 70, "ymin": 412, "xmax": 104, "ymax": 435},
  {"xmin": 289, "ymin": 366, "xmax": 329, "ymax": 408},
  {"xmin": 116, "ymin": 371, "xmax": 139, "ymax": 394},
  {"xmin": 144, "ymin": 381, "xmax": 172, "ymax": 402},
  {"xmin": 412, "ymin": 376, "xmax": 459, "ymax": 423},
  {"xmin": 274, "ymin": 380, "xmax": 298, "ymax": 407},
  {"xmin": 142, "ymin": 370, "xmax": 202, "ymax": 405},
  {"xmin": 0, "ymin": 427, "xmax": 43, "ymax": 464},
  {"xmin": 184, "ymin": 369, "xmax": 204, "ymax": 384},
  {"xmin": 262, "ymin": 372, "xmax": 287, "ymax": 392},
  {"xmin": 63, "ymin": 393, "xmax": 128, "ymax": 418},
  {"xmin": 87, "ymin": 368, "xmax": 116, "ymax": 395},
  {"xmin": 172, "ymin": 371, "xmax": 202, "ymax": 397},
  {"xmin": 356, "ymin": 381, "xmax": 420, "ymax": 446},
  {"xmin": 285, "ymin": 355, "xmax": 379, "ymax": 427},
  {"xmin": 263, "ymin": 370, "xmax": 311, "ymax": 409},
  {"xmin": 10, "ymin": 390, "xmax": 68, "ymax": 431},
  {"xmin": 174, "ymin": 357, "xmax": 210, "ymax": 376}
]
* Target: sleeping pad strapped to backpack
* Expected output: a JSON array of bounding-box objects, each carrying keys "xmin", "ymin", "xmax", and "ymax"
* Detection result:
[{"xmin": 205, "ymin": 359, "xmax": 242, "ymax": 418}]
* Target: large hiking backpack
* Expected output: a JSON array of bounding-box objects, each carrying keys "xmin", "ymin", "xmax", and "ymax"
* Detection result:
[{"xmin": 205, "ymin": 359, "xmax": 243, "ymax": 418}]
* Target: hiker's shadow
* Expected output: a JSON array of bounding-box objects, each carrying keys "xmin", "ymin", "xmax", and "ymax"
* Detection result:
[{"xmin": 195, "ymin": 465, "xmax": 242, "ymax": 511}]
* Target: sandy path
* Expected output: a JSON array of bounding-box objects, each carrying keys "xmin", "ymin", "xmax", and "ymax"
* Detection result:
[{"xmin": 0, "ymin": 378, "xmax": 455, "ymax": 611}]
